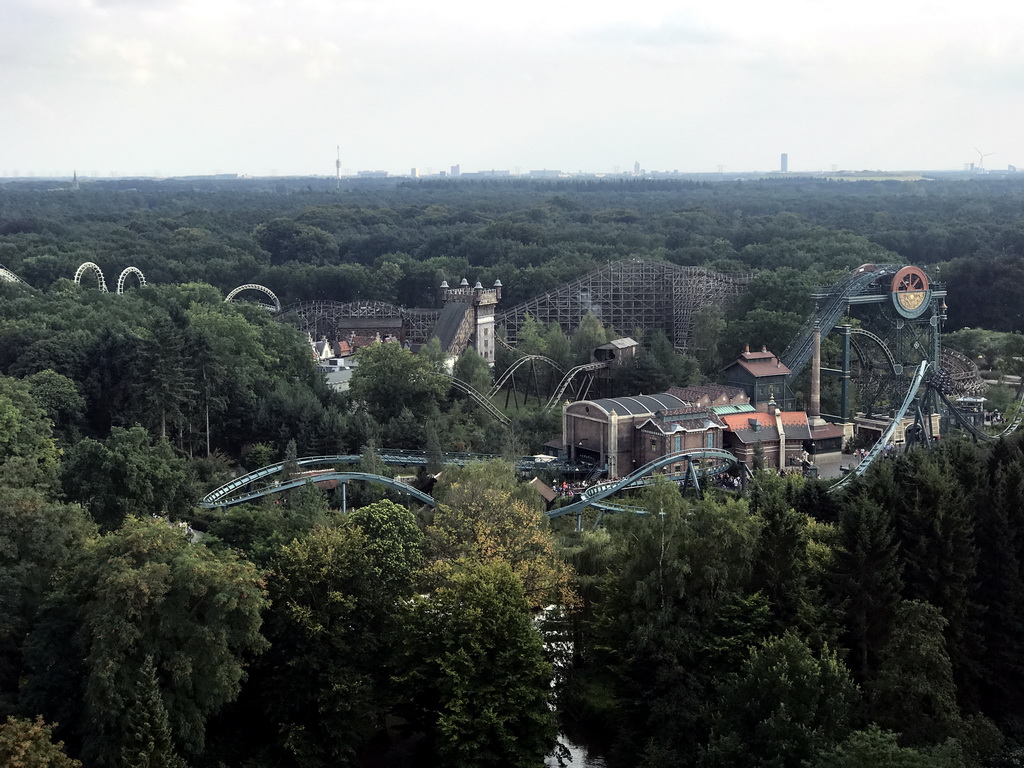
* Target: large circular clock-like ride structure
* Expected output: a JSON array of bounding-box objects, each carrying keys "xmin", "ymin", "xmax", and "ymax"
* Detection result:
[
  {"xmin": 847, "ymin": 265, "xmax": 940, "ymax": 419},
  {"xmin": 779, "ymin": 263, "xmax": 1019, "ymax": 491},
  {"xmin": 782, "ymin": 264, "xmax": 942, "ymax": 418}
]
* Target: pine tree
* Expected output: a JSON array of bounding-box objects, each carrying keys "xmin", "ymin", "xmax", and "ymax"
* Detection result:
[
  {"xmin": 118, "ymin": 657, "xmax": 186, "ymax": 768},
  {"xmin": 883, "ymin": 451, "xmax": 984, "ymax": 706},
  {"xmin": 867, "ymin": 600, "xmax": 965, "ymax": 748},
  {"xmin": 749, "ymin": 474, "xmax": 820, "ymax": 637},
  {"xmin": 974, "ymin": 460, "xmax": 1024, "ymax": 721},
  {"xmin": 832, "ymin": 496, "xmax": 904, "ymax": 683},
  {"xmin": 282, "ymin": 438, "xmax": 299, "ymax": 481},
  {"xmin": 424, "ymin": 420, "xmax": 444, "ymax": 475},
  {"xmin": 0, "ymin": 716, "xmax": 81, "ymax": 768}
]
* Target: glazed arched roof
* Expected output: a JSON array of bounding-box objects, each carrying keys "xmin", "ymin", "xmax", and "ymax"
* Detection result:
[{"xmin": 587, "ymin": 392, "xmax": 688, "ymax": 416}]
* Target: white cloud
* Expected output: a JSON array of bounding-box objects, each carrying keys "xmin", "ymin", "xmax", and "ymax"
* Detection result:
[{"xmin": 2, "ymin": 0, "xmax": 1024, "ymax": 175}]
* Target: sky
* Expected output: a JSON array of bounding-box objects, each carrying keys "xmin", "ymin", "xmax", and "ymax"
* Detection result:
[{"xmin": 4, "ymin": 0, "xmax": 1024, "ymax": 177}]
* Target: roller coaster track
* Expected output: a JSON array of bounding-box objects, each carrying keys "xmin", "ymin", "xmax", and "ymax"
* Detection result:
[
  {"xmin": 932, "ymin": 384, "xmax": 1024, "ymax": 442},
  {"xmin": 225, "ymin": 283, "xmax": 281, "ymax": 312},
  {"xmin": 116, "ymin": 266, "xmax": 146, "ymax": 294},
  {"xmin": 939, "ymin": 348, "xmax": 987, "ymax": 397},
  {"xmin": 201, "ymin": 451, "xmax": 501, "ymax": 508},
  {"xmin": 548, "ymin": 448, "xmax": 746, "ymax": 524},
  {"xmin": 781, "ymin": 264, "xmax": 901, "ymax": 380},
  {"xmin": 544, "ymin": 361, "xmax": 610, "ymax": 411},
  {"xmin": 849, "ymin": 327, "xmax": 901, "ymax": 374},
  {"xmin": 0, "ymin": 263, "xmax": 25, "ymax": 284},
  {"xmin": 489, "ymin": 355, "xmax": 565, "ymax": 397},
  {"xmin": 446, "ymin": 376, "xmax": 512, "ymax": 425},
  {"xmin": 74, "ymin": 261, "xmax": 108, "ymax": 292},
  {"xmin": 208, "ymin": 471, "xmax": 436, "ymax": 508},
  {"xmin": 830, "ymin": 360, "xmax": 930, "ymax": 494}
]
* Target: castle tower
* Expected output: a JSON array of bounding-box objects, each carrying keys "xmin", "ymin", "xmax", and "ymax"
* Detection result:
[
  {"xmin": 472, "ymin": 280, "xmax": 500, "ymax": 363},
  {"xmin": 437, "ymin": 278, "xmax": 502, "ymax": 364}
]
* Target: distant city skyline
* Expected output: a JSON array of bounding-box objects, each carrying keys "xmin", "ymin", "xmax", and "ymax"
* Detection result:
[
  {"xmin": 5, "ymin": 0, "xmax": 1024, "ymax": 177},
  {"xmin": 3, "ymin": 160, "xmax": 1021, "ymax": 181}
]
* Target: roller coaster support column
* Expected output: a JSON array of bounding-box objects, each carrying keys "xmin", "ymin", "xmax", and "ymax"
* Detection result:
[
  {"xmin": 341, "ymin": 481, "xmax": 347, "ymax": 514},
  {"xmin": 839, "ymin": 325, "xmax": 852, "ymax": 422},
  {"xmin": 674, "ymin": 458, "xmax": 703, "ymax": 500}
]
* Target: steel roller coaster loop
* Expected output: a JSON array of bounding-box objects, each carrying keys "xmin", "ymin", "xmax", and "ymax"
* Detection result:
[
  {"xmin": 73, "ymin": 262, "xmax": 108, "ymax": 292},
  {"xmin": 225, "ymin": 283, "xmax": 282, "ymax": 312},
  {"xmin": 116, "ymin": 267, "xmax": 147, "ymax": 294}
]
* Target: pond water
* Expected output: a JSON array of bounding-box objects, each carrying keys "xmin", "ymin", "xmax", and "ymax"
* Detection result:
[{"xmin": 545, "ymin": 735, "xmax": 608, "ymax": 768}]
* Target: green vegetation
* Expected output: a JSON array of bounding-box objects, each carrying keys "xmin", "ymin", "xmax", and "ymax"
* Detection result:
[{"xmin": 1, "ymin": 177, "xmax": 1023, "ymax": 766}]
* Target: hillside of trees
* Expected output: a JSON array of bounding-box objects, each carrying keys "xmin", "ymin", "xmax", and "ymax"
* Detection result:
[{"xmin": 1, "ymin": 177, "xmax": 1023, "ymax": 766}]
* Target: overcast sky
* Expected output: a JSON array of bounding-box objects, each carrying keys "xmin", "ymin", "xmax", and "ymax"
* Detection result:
[{"xmin": 4, "ymin": 0, "xmax": 1024, "ymax": 177}]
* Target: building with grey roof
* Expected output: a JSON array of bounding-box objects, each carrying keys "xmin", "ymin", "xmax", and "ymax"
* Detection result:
[{"xmin": 563, "ymin": 391, "xmax": 725, "ymax": 478}]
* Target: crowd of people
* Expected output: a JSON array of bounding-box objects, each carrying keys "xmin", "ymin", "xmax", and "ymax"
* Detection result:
[{"xmin": 554, "ymin": 479, "xmax": 602, "ymax": 498}]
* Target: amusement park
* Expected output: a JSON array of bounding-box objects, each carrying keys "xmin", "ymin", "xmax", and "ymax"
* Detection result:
[
  {"xmin": 5, "ymin": 178, "xmax": 1024, "ymax": 768},
  {"xmin": 31, "ymin": 255, "xmax": 996, "ymax": 526},
  {"xmin": 4, "ymin": 253, "xmax": 1017, "ymax": 526}
]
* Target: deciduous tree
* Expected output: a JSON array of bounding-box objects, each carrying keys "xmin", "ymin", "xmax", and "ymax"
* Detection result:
[
  {"xmin": 399, "ymin": 560, "xmax": 556, "ymax": 768},
  {"xmin": 428, "ymin": 461, "xmax": 575, "ymax": 609},
  {"xmin": 22, "ymin": 518, "xmax": 268, "ymax": 766},
  {"xmin": 702, "ymin": 632, "xmax": 857, "ymax": 768},
  {"xmin": 0, "ymin": 716, "xmax": 81, "ymax": 768}
]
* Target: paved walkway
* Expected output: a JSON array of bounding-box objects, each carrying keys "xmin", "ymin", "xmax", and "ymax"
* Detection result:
[{"xmin": 813, "ymin": 451, "xmax": 859, "ymax": 480}]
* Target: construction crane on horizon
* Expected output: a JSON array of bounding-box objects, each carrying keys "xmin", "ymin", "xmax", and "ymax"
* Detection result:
[{"xmin": 973, "ymin": 146, "xmax": 995, "ymax": 171}]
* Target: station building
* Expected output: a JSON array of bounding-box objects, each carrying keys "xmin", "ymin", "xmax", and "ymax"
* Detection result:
[
  {"xmin": 562, "ymin": 348, "xmax": 845, "ymax": 476},
  {"xmin": 563, "ymin": 386, "xmax": 741, "ymax": 478}
]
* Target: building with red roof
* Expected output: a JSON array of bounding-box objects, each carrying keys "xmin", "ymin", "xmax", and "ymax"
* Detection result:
[{"xmin": 722, "ymin": 345, "xmax": 792, "ymax": 410}]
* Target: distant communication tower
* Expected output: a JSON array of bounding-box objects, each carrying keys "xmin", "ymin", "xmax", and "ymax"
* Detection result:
[{"xmin": 335, "ymin": 145, "xmax": 342, "ymax": 188}]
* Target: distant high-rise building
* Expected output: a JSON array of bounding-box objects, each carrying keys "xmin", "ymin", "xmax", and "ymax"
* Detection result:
[
  {"xmin": 450, "ymin": 164, "xmax": 461, "ymax": 177},
  {"xmin": 411, "ymin": 167, "xmax": 419, "ymax": 178},
  {"xmin": 634, "ymin": 161, "xmax": 640, "ymax": 176},
  {"xmin": 781, "ymin": 153, "xmax": 789, "ymax": 173}
]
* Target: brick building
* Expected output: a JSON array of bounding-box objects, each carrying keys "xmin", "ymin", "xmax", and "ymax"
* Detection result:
[{"xmin": 562, "ymin": 391, "xmax": 725, "ymax": 478}]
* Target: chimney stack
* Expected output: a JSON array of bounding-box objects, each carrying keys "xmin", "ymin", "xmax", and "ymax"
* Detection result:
[{"xmin": 809, "ymin": 326, "xmax": 825, "ymax": 427}]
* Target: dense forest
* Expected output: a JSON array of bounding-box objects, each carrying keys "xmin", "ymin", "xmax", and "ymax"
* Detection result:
[{"xmin": 1, "ymin": 177, "xmax": 1024, "ymax": 767}]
